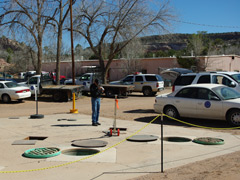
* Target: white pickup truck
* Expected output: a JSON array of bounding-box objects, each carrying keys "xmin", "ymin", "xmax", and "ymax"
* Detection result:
[
  {"xmin": 64, "ymin": 73, "xmax": 134, "ymax": 97},
  {"xmin": 19, "ymin": 73, "xmax": 83, "ymax": 102},
  {"xmin": 110, "ymin": 73, "xmax": 164, "ymax": 96}
]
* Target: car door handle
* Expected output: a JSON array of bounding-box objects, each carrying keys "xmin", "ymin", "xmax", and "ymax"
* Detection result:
[{"xmin": 175, "ymin": 100, "xmax": 180, "ymax": 103}]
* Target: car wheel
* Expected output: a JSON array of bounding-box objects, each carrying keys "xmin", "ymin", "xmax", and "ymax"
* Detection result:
[
  {"xmin": 2, "ymin": 94, "xmax": 11, "ymax": 103},
  {"xmin": 164, "ymin": 106, "xmax": 179, "ymax": 119},
  {"xmin": 105, "ymin": 89, "xmax": 114, "ymax": 98},
  {"xmin": 143, "ymin": 87, "xmax": 152, "ymax": 96},
  {"xmin": 227, "ymin": 109, "xmax": 240, "ymax": 126},
  {"xmin": 52, "ymin": 92, "xmax": 62, "ymax": 102}
]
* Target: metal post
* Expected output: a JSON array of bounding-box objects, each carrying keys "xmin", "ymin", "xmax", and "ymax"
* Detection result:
[
  {"xmin": 161, "ymin": 113, "xmax": 164, "ymax": 173},
  {"xmin": 36, "ymin": 88, "xmax": 38, "ymax": 115},
  {"xmin": 113, "ymin": 95, "xmax": 117, "ymax": 134}
]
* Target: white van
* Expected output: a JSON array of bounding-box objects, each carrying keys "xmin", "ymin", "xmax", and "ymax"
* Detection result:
[{"xmin": 173, "ymin": 72, "xmax": 240, "ymax": 92}]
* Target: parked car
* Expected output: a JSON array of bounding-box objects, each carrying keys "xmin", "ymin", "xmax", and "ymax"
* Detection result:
[
  {"xmin": 110, "ymin": 73, "xmax": 164, "ymax": 96},
  {"xmin": 154, "ymin": 84, "xmax": 240, "ymax": 126},
  {"xmin": 172, "ymin": 72, "xmax": 240, "ymax": 92},
  {"xmin": 0, "ymin": 81, "xmax": 31, "ymax": 103}
]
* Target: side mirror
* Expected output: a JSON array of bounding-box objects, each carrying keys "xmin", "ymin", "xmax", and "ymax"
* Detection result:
[
  {"xmin": 229, "ymin": 82, "xmax": 236, "ymax": 87},
  {"xmin": 210, "ymin": 96, "xmax": 220, "ymax": 101}
]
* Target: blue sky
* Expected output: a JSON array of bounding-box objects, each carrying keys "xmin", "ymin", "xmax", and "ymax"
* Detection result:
[{"xmin": 169, "ymin": 0, "xmax": 240, "ymax": 34}]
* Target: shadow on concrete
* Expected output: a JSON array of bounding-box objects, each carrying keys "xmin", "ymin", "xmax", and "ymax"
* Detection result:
[
  {"xmin": 51, "ymin": 124, "xmax": 92, "ymax": 127},
  {"xmin": 124, "ymin": 109, "xmax": 155, "ymax": 114},
  {"xmin": 134, "ymin": 115, "xmax": 236, "ymax": 129}
]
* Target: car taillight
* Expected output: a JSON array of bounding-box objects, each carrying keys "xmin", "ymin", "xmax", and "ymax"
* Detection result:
[
  {"xmin": 156, "ymin": 83, "xmax": 159, "ymax": 87},
  {"xmin": 16, "ymin": 89, "xmax": 30, "ymax": 93},
  {"xmin": 172, "ymin": 85, "xmax": 175, "ymax": 92}
]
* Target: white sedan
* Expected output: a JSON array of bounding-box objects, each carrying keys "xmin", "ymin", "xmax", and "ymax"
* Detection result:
[
  {"xmin": 154, "ymin": 84, "xmax": 240, "ymax": 126},
  {"xmin": 0, "ymin": 81, "xmax": 31, "ymax": 103}
]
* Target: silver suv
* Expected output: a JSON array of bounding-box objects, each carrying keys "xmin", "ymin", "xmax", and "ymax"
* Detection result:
[
  {"xmin": 110, "ymin": 73, "xmax": 164, "ymax": 96},
  {"xmin": 173, "ymin": 72, "xmax": 240, "ymax": 92}
]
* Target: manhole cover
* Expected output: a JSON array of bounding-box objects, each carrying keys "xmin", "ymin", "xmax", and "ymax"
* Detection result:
[
  {"xmin": 72, "ymin": 140, "xmax": 108, "ymax": 148},
  {"xmin": 62, "ymin": 148, "xmax": 100, "ymax": 156},
  {"xmin": 24, "ymin": 147, "xmax": 61, "ymax": 158},
  {"xmin": 193, "ymin": 137, "xmax": 224, "ymax": 145},
  {"xmin": 163, "ymin": 136, "xmax": 192, "ymax": 142},
  {"xmin": 127, "ymin": 135, "xmax": 158, "ymax": 142}
]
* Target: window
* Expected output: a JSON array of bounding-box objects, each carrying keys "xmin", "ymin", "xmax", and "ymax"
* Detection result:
[
  {"xmin": 145, "ymin": 75, "xmax": 157, "ymax": 81},
  {"xmin": 197, "ymin": 88, "xmax": 210, "ymax": 100},
  {"xmin": 231, "ymin": 74, "xmax": 240, "ymax": 83},
  {"xmin": 5, "ymin": 82, "xmax": 18, "ymax": 88},
  {"xmin": 29, "ymin": 77, "xmax": 38, "ymax": 84},
  {"xmin": 197, "ymin": 75, "xmax": 210, "ymax": 83},
  {"xmin": 174, "ymin": 76, "xmax": 196, "ymax": 85},
  {"xmin": 176, "ymin": 88, "xmax": 197, "ymax": 99},
  {"xmin": 80, "ymin": 75, "xmax": 90, "ymax": 81},
  {"xmin": 0, "ymin": 83, "xmax": 4, "ymax": 88},
  {"xmin": 123, "ymin": 76, "xmax": 133, "ymax": 83},
  {"xmin": 156, "ymin": 75, "xmax": 163, "ymax": 81},
  {"xmin": 135, "ymin": 76, "xmax": 143, "ymax": 82}
]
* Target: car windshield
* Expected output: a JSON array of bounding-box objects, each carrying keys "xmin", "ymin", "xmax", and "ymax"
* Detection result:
[
  {"xmin": 5, "ymin": 82, "xmax": 20, "ymax": 88},
  {"xmin": 213, "ymin": 86, "xmax": 240, "ymax": 100},
  {"xmin": 231, "ymin": 73, "xmax": 240, "ymax": 83}
]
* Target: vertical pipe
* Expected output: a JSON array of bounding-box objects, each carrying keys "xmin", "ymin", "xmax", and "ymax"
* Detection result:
[
  {"xmin": 113, "ymin": 95, "xmax": 117, "ymax": 133},
  {"xmin": 161, "ymin": 113, "xmax": 164, "ymax": 173},
  {"xmin": 69, "ymin": 0, "xmax": 75, "ymax": 85}
]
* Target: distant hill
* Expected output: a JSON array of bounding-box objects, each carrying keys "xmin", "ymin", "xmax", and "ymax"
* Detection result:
[
  {"xmin": 0, "ymin": 32, "xmax": 239, "ymax": 59},
  {"xmin": 140, "ymin": 32, "xmax": 240, "ymax": 52},
  {"xmin": 0, "ymin": 36, "xmax": 26, "ymax": 51}
]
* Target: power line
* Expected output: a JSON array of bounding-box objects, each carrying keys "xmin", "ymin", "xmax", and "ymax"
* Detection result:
[{"xmin": 171, "ymin": 19, "xmax": 240, "ymax": 29}]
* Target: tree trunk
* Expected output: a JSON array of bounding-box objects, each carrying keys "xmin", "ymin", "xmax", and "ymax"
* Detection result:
[
  {"xmin": 56, "ymin": 2, "xmax": 63, "ymax": 85},
  {"xmin": 37, "ymin": 39, "xmax": 42, "ymax": 75}
]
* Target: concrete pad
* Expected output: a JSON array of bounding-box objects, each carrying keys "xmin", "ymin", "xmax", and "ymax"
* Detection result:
[{"xmin": 0, "ymin": 113, "xmax": 240, "ymax": 180}]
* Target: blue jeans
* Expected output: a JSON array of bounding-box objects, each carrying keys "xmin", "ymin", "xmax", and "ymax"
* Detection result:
[{"xmin": 91, "ymin": 97, "xmax": 100, "ymax": 124}]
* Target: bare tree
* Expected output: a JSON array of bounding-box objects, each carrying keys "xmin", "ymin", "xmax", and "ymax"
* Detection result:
[
  {"xmin": 49, "ymin": 0, "xmax": 78, "ymax": 84},
  {"xmin": 73, "ymin": 0, "xmax": 174, "ymax": 83},
  {"xmin": 0, "ymin": 0, "xmax": 57, "ymax": 74}
]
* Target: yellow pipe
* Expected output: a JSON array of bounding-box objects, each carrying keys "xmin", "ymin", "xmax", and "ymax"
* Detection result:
[{"xmin": 70, "ymin": 93, "xmax": 78, "ymax": 113}]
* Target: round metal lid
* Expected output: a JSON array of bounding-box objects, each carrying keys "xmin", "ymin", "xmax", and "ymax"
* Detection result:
[
  {"xmin": 193, "ymin": 137, "xmax": 224, "ymax": 145},
  {"xmin": 127, "ymin": 135, "xmax": 159, "ymax": 142},
  {"xmin": 24, "ymin": 147, "xmax": 61, "ymax": 158},
  {"xmin": 72, "ymin": 140, "xmax": 108, "ymax": 148}
]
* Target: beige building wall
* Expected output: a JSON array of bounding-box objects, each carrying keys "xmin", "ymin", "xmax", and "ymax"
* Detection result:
[
  {"xmin": 42, "ymin": 55, "xmax": 240, "ymax": 81},
  {"xmin": 200, "ymin": 55, "xmax": 240, "ymax": 72}
]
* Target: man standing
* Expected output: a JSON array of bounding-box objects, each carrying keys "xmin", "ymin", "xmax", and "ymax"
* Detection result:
[{"xmin": 90, "ymin": 79, "xmax": 104, "ymax": 126}]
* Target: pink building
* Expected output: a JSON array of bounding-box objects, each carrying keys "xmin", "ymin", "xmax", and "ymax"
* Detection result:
[{"xmin": 42, "ymin": 55, "xmax": 240, "ymax": 81}]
